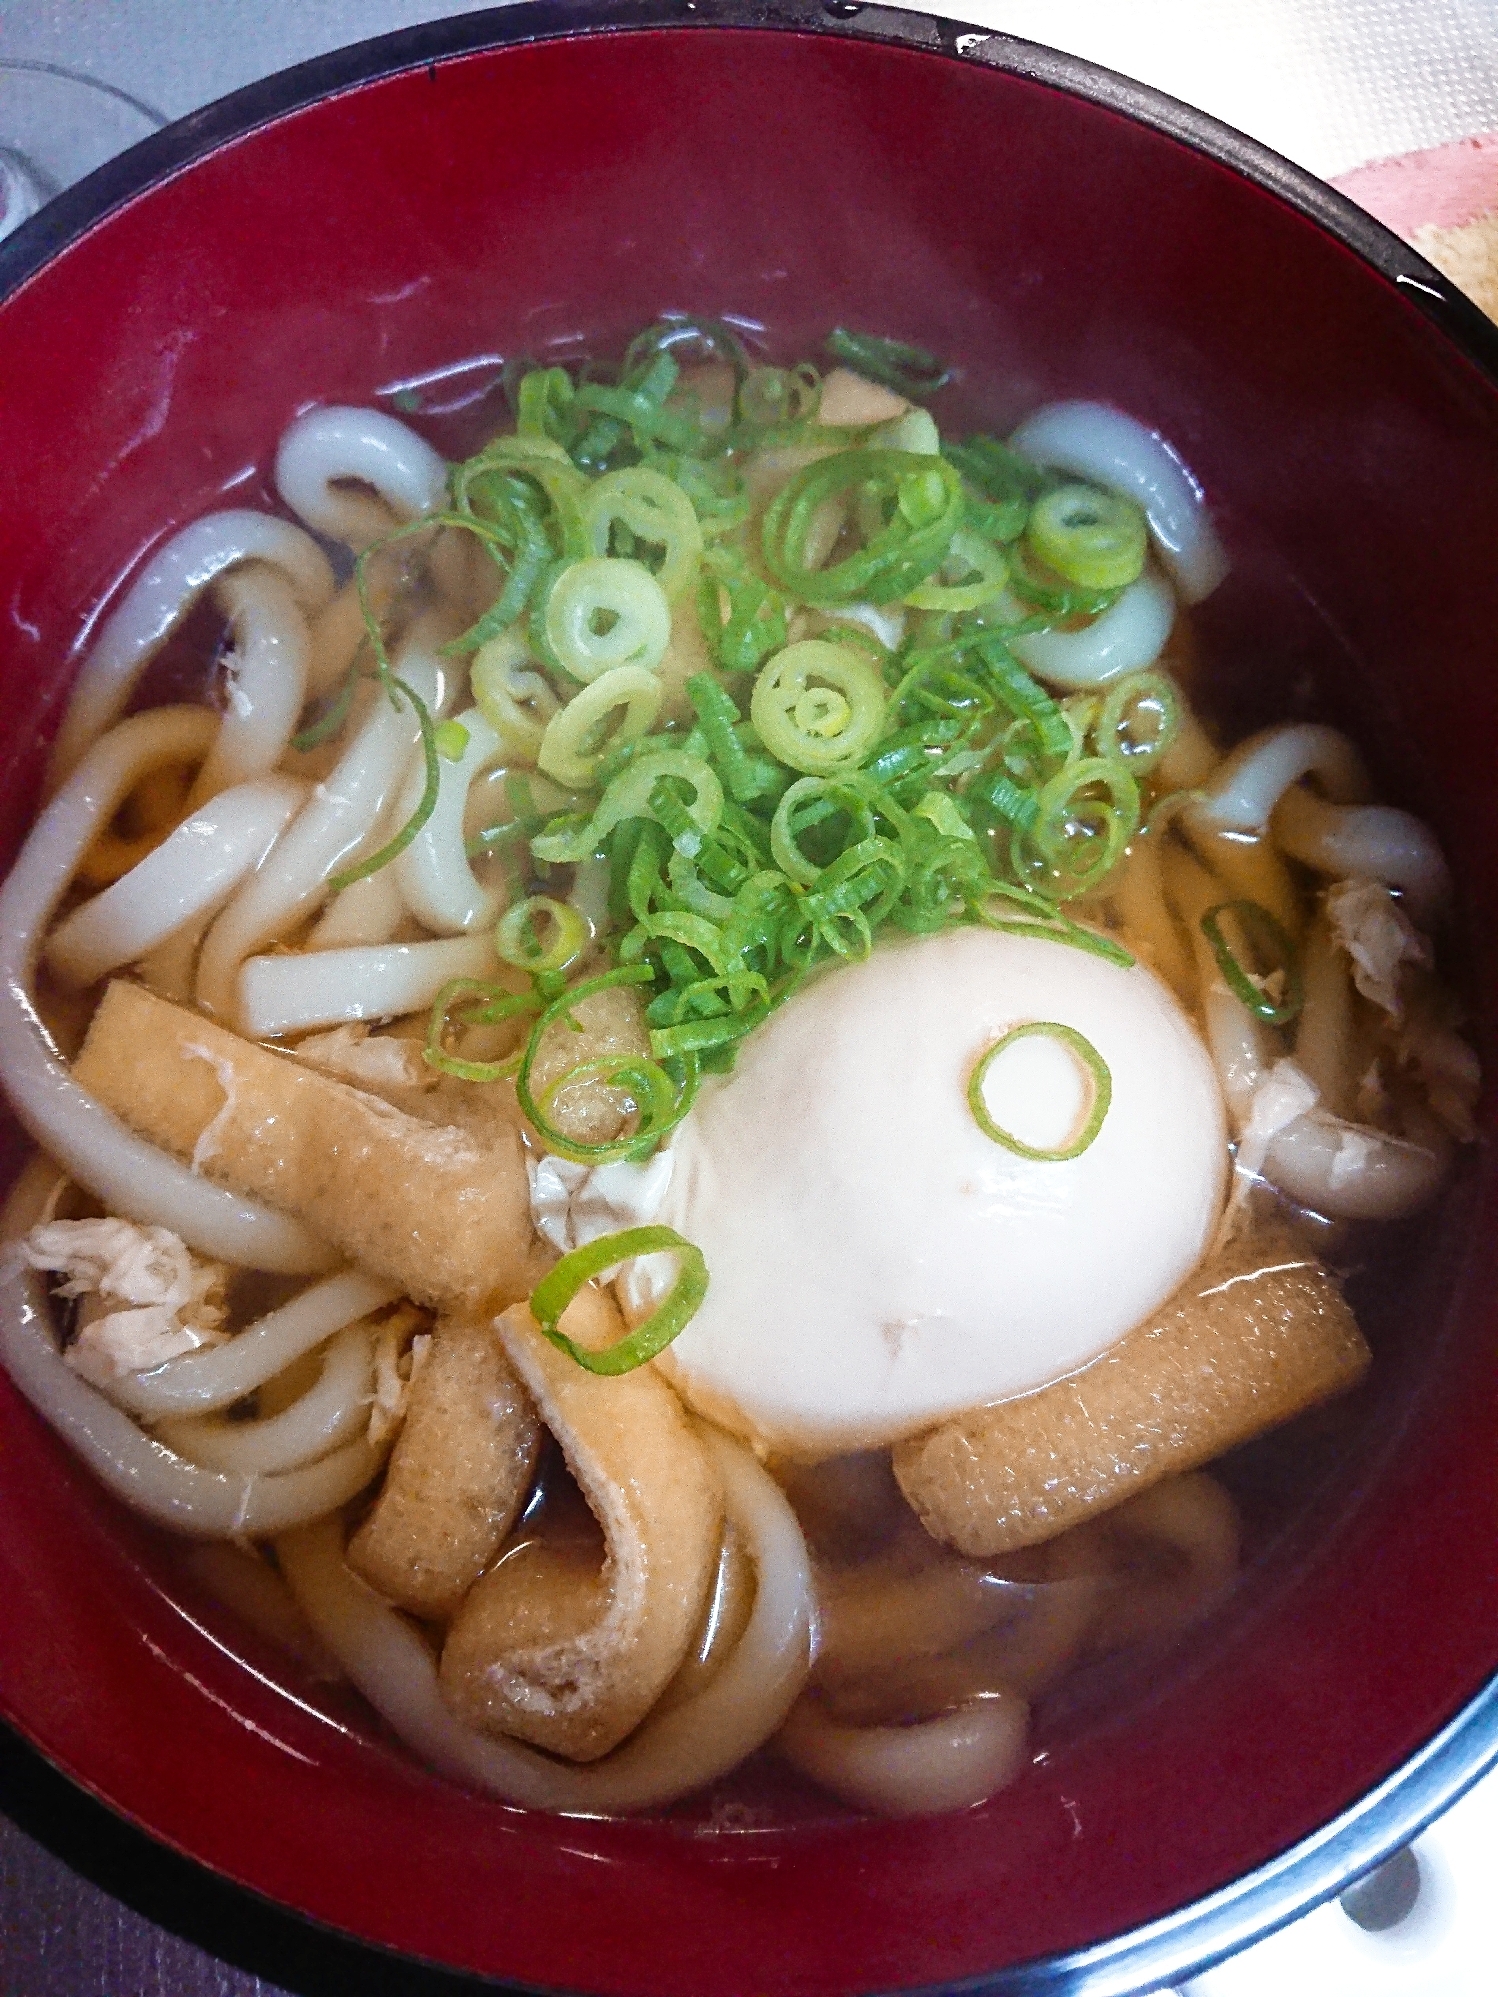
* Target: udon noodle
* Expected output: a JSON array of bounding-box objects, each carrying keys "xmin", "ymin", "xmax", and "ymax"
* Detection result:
[{"xmin": 0, "ymin": 321, "xmax": 1478, "ymax": 1820}]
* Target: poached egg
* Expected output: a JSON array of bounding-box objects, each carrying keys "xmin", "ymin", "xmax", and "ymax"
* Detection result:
[{"xmin": 537, "ymin": 926, "xmax": 1228, "ymax": 1458}]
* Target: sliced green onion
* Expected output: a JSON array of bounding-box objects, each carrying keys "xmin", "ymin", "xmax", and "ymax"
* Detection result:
[
  {"xmin": 539, "ymin": 556, "xmax": 672, "ymax": 683},
  {"xmin": 327, "ymin": 675, "xmax": 441, "ymax": 894},
  {"xmin": 750, "ymin": 640, "xmax": 887, "ymax": 775},
  {"xmin": 912, "ymin": 791, "xmax": 974, "ymax": 842},
  {"xmin": 529, "ymin": 1225, "xmax": 708, "ymax": 1375},
  {"xmin": 291, "ymin": 651, "xmax": 362, "ymax": 752},
  {"xmin": 515, "ymin": 365, "xmax": 575, "ymax": 442},
  {"xmin": 496, "ymin": 896, "xmax": 591, "ymax": 976},
  {"xmin": 769, "ymin": 775, "xmax": 874, "ymax": 884},
  {"xmin": 435, "ymin": 719, "xmax": 470, "ymax": 761},
  {"xmin": 904, "ymin": 527, "xmax": 1009, "ymax": 611},
  {"xmin": 533, "ymin": 748, "xmax": 723, "ymax": 865},
  {"xmin": 943, "ymin": 436, "xmax": 1045, "ymax": 542},
  {"xmin": 697, "ymin": 550, "xmax": 788, "ymax": 676},
  {"xmin": 535, "ymin": 664, "xmax": 663, "ymax": 790},
  {"xmin": 967, "ymin": 1021, "xmax": 1112, "ymax": 1161},
  {"xmin": 471, "ymin": 630, "xmax": 562, "ymax": 762},
  {"xmin": 1095, "ymin": 669, "xmax": 1180, "ymax": 772},
  {"xmin": 623, "ymin": 315, "xmax": 749, "ymax": 379},
  {"xmin": 583, "ymin": 467, "xmax": 704, "ymax": 600},
  {"xmin": 517, "ymin": 967, "xmax": 698, "ymax": 1164},
  {"xmin": 424, "ymin": 977, "xmax": 540, "ymax": 1082},
  {"xmin": 737, "ymin": 363, "xmax": 820, "ymax": 430},
  {"xmin": 1201, "ymin": 900, "xmax": 1303, "ymax": 1026},
  {"xmin": 1003, "ymin": 534, "xmax": 1123, "ymax": 619},
  {"xmin": 762, "ymin": 449, "xmax": 964, "ymax": 605},
  {"xmin": 1021, "ymin": 756, "xmax": 1141, "ymax": 900},
  {"xmin": 825, "ymin": 327, "xmax": 952, "ymax": 399},
  {"xmin": 1027, "ymin": 484, "xmax": 1148, "ymax": 592}
]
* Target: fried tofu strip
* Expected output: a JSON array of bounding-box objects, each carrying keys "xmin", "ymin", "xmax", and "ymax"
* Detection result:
[
  {"xmin": 524, "ymin": 981, "xmax": 652, "ymax": 1148},
  {"xmin": 347, "ymin": 1315, "xmax": 541, "ymax": 1618},
  {"xmin": 439, "ymin": 1284, "xmax": 724, "ymax": 1762},
  {"xmin": 894, "ymin": 1232, "xmax": 1370, "ymax": 1557},
  {"xmin": 72, "ymin": 980, "xmax": 534, "ymax": 1310}
]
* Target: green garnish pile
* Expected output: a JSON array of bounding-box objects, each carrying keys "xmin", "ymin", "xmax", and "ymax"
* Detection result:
[{"xmin": 321, "ymin": 320, "xmax": 1187, "ymax": 1167}]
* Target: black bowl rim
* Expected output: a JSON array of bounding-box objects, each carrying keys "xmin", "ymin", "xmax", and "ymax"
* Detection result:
[{"xmin": 2, "ymin": 4, "xmax": 1497, "ymax": 1994}]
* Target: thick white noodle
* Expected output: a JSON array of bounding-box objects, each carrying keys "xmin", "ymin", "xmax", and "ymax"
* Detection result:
[
  {"xmin": 45, "ymin": 777, "xmax": 305, "ymax": 990},
  {"xmin": 1007, "ymin": 571, "xmax": 1175, "ymax": 688},
  {"xmin": 1193, "ymin": 723, "xmax": 1370, "ymax": 833},
  {"xmin": 47, "ymin": 512, "xmax": 335, "ymax": 790},
  {"xmin": 1088, "ymin": 1474, "xmax": 1239, "ymax": 1652},
  {"xmin": 1293, "ymin": 917, "xmax": 1358, "ymax": 1118},
  {"xmin": 0, "ymin": 708, "xmax": 330, "ymax": 1272},
  {"xmin": 1196, "ymin": 944, "xmax": 1277, "ymax": 1131},
  {"xmin": 137, "ymin": 916, "xmax": 209, "ymax": 1005},
  {"xmin": 107, "ymin": 1269, "xmax": 396, "ymax": 1418},
  {"xmin": 394, "ymin": 705, "xmax": 508, "ymax": 933},
  {"xmin": 815, "ymin": 1548, "xmax": 1037, "ymax": 1684},
  {"xmin": 275, "ymin": 407, "xmax": 448, "ymax": 551},
  {"xmin": 188, "ymin": 567, "xmax": 312, "ymax": 805},
  {"xmin": 1007, "ymin": 401, "xmax": 1229, "ymax": 602},
  {"xmin": 0, "ymin": 1162, "xmax": 382, "ymax": 1535},
  {"xmin": 1272, "ymin": 788, "xmax": 1452, "ymax": 925},
  {"xmin": 196, "ymin": 634, "xmax": 449, "ymax": 1026},
  {"xmin": 305, "ymin": 783, "xmax": 414, "ymax": 949},
  {"xmin": 776, "ymin": 1688, "xmax": 1030, "ymax": 1818},
  {"xmin": 306, "ymin": 863, "xmax": 407, "ymax": 949},
  {"xmin": 239, "ymin": 934, "xmax": 500, "ymax": 1039},
  {"xmin": 1189, "ymin": 907, "xmax": 1450, "ymax": 1222},
  {"xmin": 276, "ymin": 1427, "xmax": 814, "ymax": 1812},
  {"xmin": 305, "ymin": 578, "xmax": 374, "ymax": 701},
  {"xmin": 1264, "ymin": 1112, "xmax": 1450, "ymax": 1220},
  {"xmin": 155, "ymin": 1322, "xmax": 374, "ymax": 1474}
]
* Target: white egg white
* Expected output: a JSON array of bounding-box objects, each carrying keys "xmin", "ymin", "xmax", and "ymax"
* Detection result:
[{"xmin": 647, "ymin": 926, "xmax": 1227, "ymax": 1457}]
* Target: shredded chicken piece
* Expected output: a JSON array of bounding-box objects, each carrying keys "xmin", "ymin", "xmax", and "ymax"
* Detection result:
[
  {"xmin": 367, "ymin": 1308, "xmax": 432, "ymax": 1447},
  {"xmin": 1354, "ymin": 1060, "xmax": 1391, "ymax": 1126},
  {"xmin": 1325, "ymin": 878, "xmax": 1432, "ymax": 1018},
  {"xmin": 1216, "ymin": 1059, "xmax": 1319, "ymax": 1248},
  {"xmin": 18, "ymin": 1217, "xmax": 228, "ymax": 1388},
  {"xmin": 1398, "ymin": 1013, "xmax": 1482, "ymax": 1142},
  {"xmin": 294, "ymin": 1023, "xmax": 436, "ymax": 1093}
]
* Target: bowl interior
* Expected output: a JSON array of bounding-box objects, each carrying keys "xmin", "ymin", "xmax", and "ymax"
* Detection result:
[{"xmin": 1, "ymin": 19, "xmax": 1496, "ymax": 1996}]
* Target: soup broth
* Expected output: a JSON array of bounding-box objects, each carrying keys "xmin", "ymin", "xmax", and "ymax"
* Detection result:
[{"xmin": 0, "ymin": 321, "xmax": 1476, "ymax": 1821}]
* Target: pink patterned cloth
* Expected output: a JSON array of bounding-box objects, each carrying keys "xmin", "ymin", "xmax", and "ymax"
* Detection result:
[{"xmin": 1333, "ymin": 130, "xmax": 1498, "ymax": 235}]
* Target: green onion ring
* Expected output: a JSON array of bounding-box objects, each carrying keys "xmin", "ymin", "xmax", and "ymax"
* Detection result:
[
  {"xmin": 423, "ymin": 977, "xmax": 540, "ymax": 1082},
  {"xmin": 1026, "ymin": 484, "xmax": 1148, "ymax": 592},
  {"xmin": 762, "ymin": 449, "xmax": 964, "ymax": 606},
  {"xmin": 517, "ymin": 966, "xmax": 699, "ymax": 1163},
  {"xmin": 903, "ymin": 526, "xmax": 1009, "ymax": 612},
  {"xmin": 1096, "ymin": 669, "xmax": 1180, "ymax": 772},
  {"xmin": 583, "ymin": 467, "xmax": 704, "ymax": 601},
  {"xmin": 769, "ymin": 775, "xmax": 876, "ymax": 884},
  {"xmin": 529, "ymin": 1225, "xmax": 708, "ymax": 1376},
  {"xmin": 496, "ymin": 896, "xmax": 591, "ymax": 976},
  {"xmin": 1201, "ymin": 900, "xmax": 1304, "ymax": 1026},
  {"xmin": 825, "ymin": 327, "xmax": 952, "ymax": 399},
  {"xmin": 535, "ymin": 664, "xmax": 663, "ymax": 792},
  {"xmin": 471, "ymin": 630, "xmax": 562, "ymax": 761},
  {"xmin": 540, "ymin": 555, "xmax": 672, "ymax": 683},
  {"xmin": 967, "ymin": 1021, "xmax": 1112, "ymax": 1161},
  {"xmin": 751, "ymin": 640, "xmax": 887, "ymax": 776}
]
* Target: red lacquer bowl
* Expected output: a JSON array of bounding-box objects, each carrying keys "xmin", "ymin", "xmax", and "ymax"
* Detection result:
[{"xmin": 1, "ymin": 6, "xmax": 1496, "ymax": 1992}]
